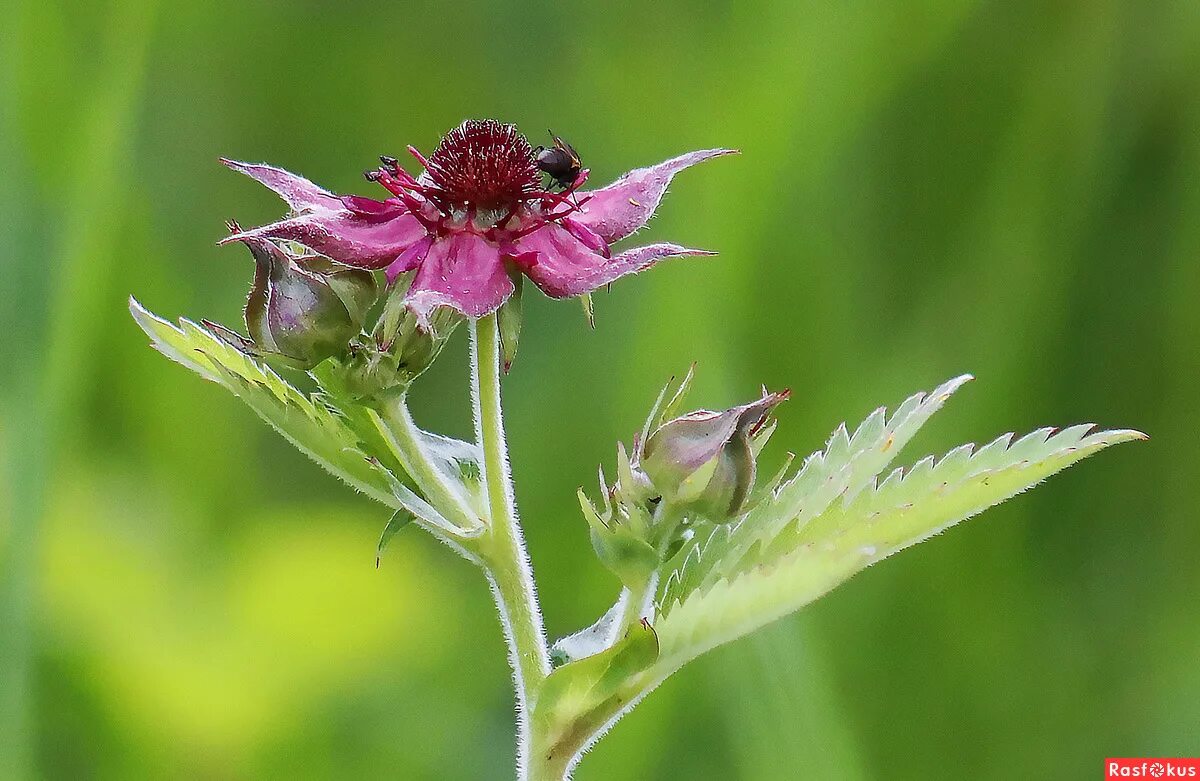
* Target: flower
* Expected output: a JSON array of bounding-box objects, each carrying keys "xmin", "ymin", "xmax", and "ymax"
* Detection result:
[
  {"xmin": 220, "ymin": 119, "xmax": 734, "ymax": 325},
  {"xmin": 640, "ymin": 389, "xmax": 790, "ymax": 521}
]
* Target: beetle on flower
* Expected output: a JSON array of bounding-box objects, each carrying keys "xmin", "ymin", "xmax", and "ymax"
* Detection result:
[{"xmin": 221, "ymin": 119, "xmax": 735, "ymax": 326}]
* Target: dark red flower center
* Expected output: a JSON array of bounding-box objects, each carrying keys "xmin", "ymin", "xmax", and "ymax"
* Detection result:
[{"xmin": 422, "ymin": 120, "xmax": 540, "ymax": 211}]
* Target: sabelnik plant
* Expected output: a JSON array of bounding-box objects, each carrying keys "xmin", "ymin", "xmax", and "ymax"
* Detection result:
[{"xmin": 132, "ymin": 119, "xmax": 1143, "ymax": 780}]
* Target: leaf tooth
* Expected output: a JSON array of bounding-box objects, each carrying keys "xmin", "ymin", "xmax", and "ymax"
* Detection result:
[
  {"xmin": 888, "ymin": 374, "xmax": 973, "ymax": 436},
  {"xmin": 888, "ymin": 391, "xmax": 927, "ymax": 429},
  {"xmin": 876, "ymin": 466, "xmax": 904, "ymax": 493},
  {"xmin": 661, "ymin": 536, "xmax": 706, "ymax": 605},
  {"xmin": 728, "ymin": 537, "xmax": 767, "ymax": 582},
  {"xmin": 929, "ymin": 373, "xmax": 975, "ymax": 403},
  {"xmin": 933, "ymin": 443, "xmax": 976, "ymax": 485},
  {"xmin": 824, "ymin": 422, "xmax": 852, "ymax": 463},
  {"xmin": 1007, "ymin": 427, "xmax": 1057, "ymax": 460},
  {"xmin": 849, "ymin": 407, "xmax": 886, "ymax": 448},
  {"xmin": 973, "ymin": 432, "xmax": 1014, "ymax": 464},
  {"xmin": 774, "ymin": 448, "xmax": 821, "ymax": 497},
  {"xmin": 902, "ymin": 455, "xmax": 936, "ymax": 486},
  {"xmin": 1081, "ymin": 428, "xmax": 1148, "ymax": 447},
  {"xmin": 758, "ymin": 452, "xmax": 796, "ymax": 501},
  {"xmin": 1052, "ymin": 423, "xmax": 1096, "ymax": 446}
]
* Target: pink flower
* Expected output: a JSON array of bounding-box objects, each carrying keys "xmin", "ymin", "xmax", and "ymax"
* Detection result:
[{"xmin": 221, "ymin": 120, "xmax": 734, "ymax": 325}]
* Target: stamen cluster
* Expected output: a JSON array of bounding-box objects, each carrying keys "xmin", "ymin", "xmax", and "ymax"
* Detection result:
[
  {"xmin": 362, "ymin": 120, "xmax": 589, "ymax": 241},
  {"xmin": 423, "ymin": 120, "xmax": 541, "ymax": 210}
]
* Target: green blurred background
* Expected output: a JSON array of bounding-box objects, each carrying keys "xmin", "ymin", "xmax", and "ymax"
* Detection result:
[{"xmin": 1, "ymin": 0, "xmax": 1196, "ymax": 778}]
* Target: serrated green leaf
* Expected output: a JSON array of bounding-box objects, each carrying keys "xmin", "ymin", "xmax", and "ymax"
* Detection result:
[
  {"xmin": 659, "ymin": 374, "xmax": 975, "ymax": 610},
  {"xmin": 651, "ymin": 376, "xmax": 1143, "ymax": 676},
  {"xmin": 362, "ymin": 404, "xmax": 487, "ymax": 536},
  {"xmin": 418, "ymin": 428, "xmax": 486, "ymax": 518},
  {"xmin": 367, "ymin": 454, "xmax": 482, "ymax": 539},
  {"xmin": 130, "ymin": 298, "xmax": 400, "ymax": 508},
  {"xmin": 784, "ymin": 425, "xmax": 1145, "ymax": 559},
  {"xmin": 130, "ymin": 296, "xmax": 221, "ymax": 382}
]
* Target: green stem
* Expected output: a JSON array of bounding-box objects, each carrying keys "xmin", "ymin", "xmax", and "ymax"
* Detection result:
[
  {"xmin": 529, "ymin": 745, "xmax": 575, "ymax": 781},
  {"xmin": 612, "ymin": 500, "xmax": 678, "ymax": 633},
  {"xmin": 470, "ymin": 315, "xmax": 551, "ymax": 776},
  {"xmin": 528, "ymin": 502, "xmax": 685, "ymax": 779},
  {"xmin": 615, "ymin": 573, "xmax": 657, "ymax": 634},
  {"xmin": 528, "ymin": 519, "xmax": 678, "ymax": 779},
  {"xmin": 377, "ymin": 395, "xmax": 481, "ymax": 534}
]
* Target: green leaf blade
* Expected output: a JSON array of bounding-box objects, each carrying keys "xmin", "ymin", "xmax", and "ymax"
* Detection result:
[
  {"xmin": 651, "ymin": 375, "xmax": 1144, "ymax": 677},
  {"xmin": 130, "ymin": 298, "xmax": 401, "ymax": 508},
  {"xmin": 129, "ymin": 297, "xmax": 221, "ymax": 382}
]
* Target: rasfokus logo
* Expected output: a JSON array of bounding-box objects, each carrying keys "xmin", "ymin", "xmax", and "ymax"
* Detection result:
[{"xmin": 1106, "ymin": 758, "xmax": 1200, "ymax": 778}]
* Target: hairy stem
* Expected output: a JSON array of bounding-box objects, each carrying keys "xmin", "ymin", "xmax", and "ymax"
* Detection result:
[
  {"xmin": 470, "ymin": 315, "xmax": 552, "ymax": 777},
  {"xmin": 377, "ymin": 395, "xmax": 481, "ymax": 533},
  {"xmin": 615, "ymin": 573, "xmax": 658, "ymax": 633}
]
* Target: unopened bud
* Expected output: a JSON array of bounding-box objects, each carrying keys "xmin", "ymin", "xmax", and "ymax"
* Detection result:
[
  {"xmin": 228, "ymin": 223, "xmax": 376, "ymax": 368},
  {"xmin": 641, "ymin": 389, "xmax": 789, "ymax": 521},
  {"xmin": 323, "ymin": 279, "xmax": 461, "ymax": 402},
  {"xmin": 579, "ymin": 487, "xmax": 659, "ymax": 587}
]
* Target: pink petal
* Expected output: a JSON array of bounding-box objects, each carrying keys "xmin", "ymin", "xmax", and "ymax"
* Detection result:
[
  {"xmin": 404, "ymin": 233, "xmax": 514, "ymax": 326},
  {"xmin": 560, "ymin": 217, "xmax": 610, "ymax": 257},
  {"xmin": 221, "ymin": 211, "xmax": 429, "ymax": 270},
  {"xmin": 385, "ymin": 235, "xmax": 433, "ymax": 285},
  {"xmin": 341, "ymin": 194, "xmax": 408, "ymax": 219},
  {"xmin": 513, "ymin": 224, "xmax": 714, "ymax": 299},
  {"xmin": 573, "ymin": 149, "xmax": 736, "ymax": 243},
  {"xmin": 221, "ymin": 159, "xmax": 342, "ymax": 211}
]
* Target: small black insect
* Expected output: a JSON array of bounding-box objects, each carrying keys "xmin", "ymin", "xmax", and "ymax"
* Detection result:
[{"xmin": 534, "ymin": 132, "xmax": 582, "ymax": 190}]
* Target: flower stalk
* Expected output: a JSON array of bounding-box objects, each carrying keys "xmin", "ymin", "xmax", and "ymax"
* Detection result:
[
  {"xmin": 470, "ymin": 314, "xmax": 552, "ymax": 774},
  {"xmin": 610, "ymin": 499, "xmax": 680, "ymax": 634},
  {"xmin": 373, "ymin": 397, "xmax": 483, "ymax": 535}
]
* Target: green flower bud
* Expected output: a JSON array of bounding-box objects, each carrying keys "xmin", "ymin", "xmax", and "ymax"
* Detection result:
[
  {"xmin": 641, "ymin": 389, "xmax": 789, "ymax": 522},
  {"xmin": 579, "ymin": 487, "xmax": 660, "ymax": 588},
  {"xmin": 319, "ymin": 278, "xmax": 462, "ymax": 403},
  {"xmin": 229, "ymin": 223, "xmax": 376, "ymax": 369},
  {"xmin": 304, "ymin": 256, "xmax": 378, "ymax": 329}
]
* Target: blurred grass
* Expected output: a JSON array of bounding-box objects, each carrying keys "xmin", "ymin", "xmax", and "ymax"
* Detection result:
[
  {"xmin": 2, "ymin": 0, "xmax": 159, "ymax": 776},
  {"xmin": 1, "ymin": 0, "xmax": 1197, "ymax": 778}
]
